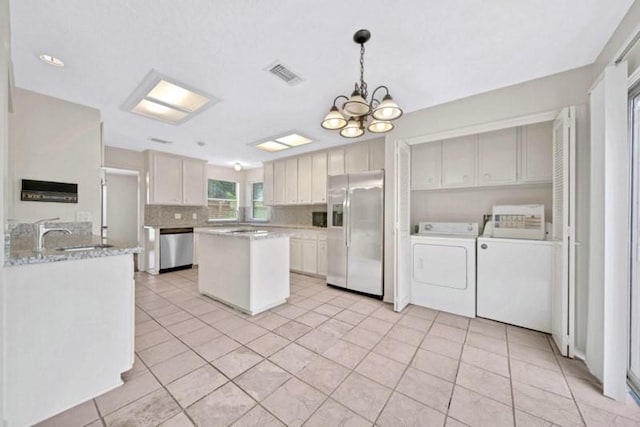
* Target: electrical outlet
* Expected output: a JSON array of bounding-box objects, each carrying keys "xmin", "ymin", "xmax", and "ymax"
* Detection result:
[
  {"xmin": 174, "ymin": 213, "xmax": 182, "ymax": 219},
  {"xmin": 192, "ymin": 213, "xmax": 197, "ymax": 220}
]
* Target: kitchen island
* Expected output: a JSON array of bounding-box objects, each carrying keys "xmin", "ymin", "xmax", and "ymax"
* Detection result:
[
  {"xmin": 197, "ymin": 228, "xmax": 290, "ymax": 315},
  {"xmin": 3, "ymin": 233, "xmax": 142, "ymax": 427}
]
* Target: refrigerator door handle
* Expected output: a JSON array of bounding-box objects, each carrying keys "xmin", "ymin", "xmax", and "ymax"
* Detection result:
[{"xmin": 345, "ymin": 189, "xmax": 351, "ymax": 247}]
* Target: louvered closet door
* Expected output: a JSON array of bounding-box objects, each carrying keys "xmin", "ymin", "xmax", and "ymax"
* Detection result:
[
  {"xmin": 394, "ymin": 140, "xmax": 412, "ymax": 312},
  {"xmin": 551, "ymin": 106, "xmax": 576, "ymax": 357}
]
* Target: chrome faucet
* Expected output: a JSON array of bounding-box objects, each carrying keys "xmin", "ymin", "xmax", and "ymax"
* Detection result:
[{"xmin": 33, "ymin": 217, "xmax": 72, "ymax": 253}]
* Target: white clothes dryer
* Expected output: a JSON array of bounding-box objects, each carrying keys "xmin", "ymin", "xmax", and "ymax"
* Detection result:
[{"xmin": 410, "ymin": 222, "xmax": 478, "ymax": 318}]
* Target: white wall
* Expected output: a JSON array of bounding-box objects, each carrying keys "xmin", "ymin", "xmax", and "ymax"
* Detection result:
[
  {"xmin": 411, "ymin": 186, "xmax": 552, "ymax": 230},
  {"xmin": 8, "ymin": 88, "xmax": 102, "ymax": 233},
  {"xmin": 384, "ymin": 65, "xmax": 592, "ymax": 307},
  {"xmin": 0, "ymin": 0, "xmax": 10, "ymax": 422},
  {"xmin": 104, "ymin": 146, "xmax": 144, "ymax": 172}
]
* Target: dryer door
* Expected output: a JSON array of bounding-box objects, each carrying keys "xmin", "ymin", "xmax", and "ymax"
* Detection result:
[{"xmin": 412, "ymin": 243, "xmax": 468, "ymax": 290}]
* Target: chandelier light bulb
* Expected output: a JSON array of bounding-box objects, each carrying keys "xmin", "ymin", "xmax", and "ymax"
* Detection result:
[
  {"xmin": 321, "ymin": 106, "xmax": 347, "ymax": 130},
  {"xmin": 340, "ymin": 118, "xmax": 364, "ymax": 138},
  {"xmin": 343, "ymin": 91, "xmax": 371, "ymax": 117},
  {"xmin": 368, "ymin": 119, "xmax": 394, "ymax": 133},
  {"xmin": 234, "ymin": 162, "xmax": 242, "ymax": 171},
  {"xmin": 372, "ymin": 94, "xmax": 403, "ymax": 121}
]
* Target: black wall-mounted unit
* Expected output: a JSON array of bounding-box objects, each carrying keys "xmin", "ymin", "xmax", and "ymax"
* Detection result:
[{"xmin": 21, "ymin": 179, "xmax": 78, "ymax": 203}]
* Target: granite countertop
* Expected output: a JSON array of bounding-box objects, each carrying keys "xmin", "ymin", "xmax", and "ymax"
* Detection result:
[
  {"xmin": 6, "ymin": 234, "xmax": 143, "ymax": 267},
  {"xmin": 145, "ymin": 222, "xmax": 327, "ymax": 231},
  {"xmin": 195, "ymin": 227, "xmax": 292, "ymax": 240}
]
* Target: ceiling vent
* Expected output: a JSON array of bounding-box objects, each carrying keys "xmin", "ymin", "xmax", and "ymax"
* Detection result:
[
  {"xmin": 266, "ymin": 61, "xmax": 303, "ymax": 86},
  {"xmin": 148, "ymin": 137, "xmax": 173, "ymax": 145}
]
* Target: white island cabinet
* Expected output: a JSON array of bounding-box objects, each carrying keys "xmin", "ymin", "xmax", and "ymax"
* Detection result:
[
  {"xmin": 197, "ymin": 229, "xmax": 290, "ymax": 315},
  {"xmin": 3, "ymin": 241, "xmax": 139, "ymax": 427}
]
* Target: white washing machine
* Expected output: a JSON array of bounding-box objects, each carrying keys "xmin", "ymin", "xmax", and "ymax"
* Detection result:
[{"xmin": 410, "ymin": 222, "xmax": 479, "ymax": 318}]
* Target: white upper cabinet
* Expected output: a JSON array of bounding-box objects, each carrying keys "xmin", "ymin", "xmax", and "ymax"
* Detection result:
[
  {"xmin": 521, "ymin": 122, "xmax": 553, "ymax": 183},
  {"xmin": 442, "ymin": 135, "xmax": 477, "ymax": 188},
  {"xmin": 297, "ymin": 155, "xmax": 312, "ymax": 204},
  {"xmin": 147, "ymin": 151, "xmax": 206, "ymax": 205},
  {"xmin": 263, "ymin": 162, "xmax": 274, "ymax": 205},
  {"xmin": 478, "ymin": 128, "xmax": 517, "ymax": 186},
  {"xmin": 369, "ymin": 139, "xmax": 385, "ymax": 170},
  {"xmin": 345, "ymin": 142, "xmax": 369, "ymax": 173},
  {"xmin": 312, "ymin": 152, "xmax": 327, "ymax": 204},
  {"xmin": 182, "ymin": 158, "xmax": 207, "ymax": 205},
  {"xmin": 328, "ymin": 149, "xmax": 345, "ymax": 176},
  {"xmin": 273, "ymin": 160, "xmax": 286, "ymax": 205},
  {"xmin": 411, "ymin": 142, "xmax": 442, "ymax": 190},
  {"xmin": 150, "ymin": 152, "xmax": 182, "ymax": 205},
  {"xmin": 285, "ymin": 158, "xmax": 298, "ymax": 204},
  {"xmin": 264, "ymin": 142, "xmax": 384, "ymax": 206}
]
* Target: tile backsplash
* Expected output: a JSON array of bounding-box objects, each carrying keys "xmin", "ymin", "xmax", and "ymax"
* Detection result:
[
  {"xmin": 144, "ymin": 205, "xmax": 213, "ymax": 227},
  {"xmin": 268, "ymin": 205, "xmax": 327, "ymax": 227},
  {"xmin": 144, "ymin": 204, "xmax": 326, "ymax": 227}
]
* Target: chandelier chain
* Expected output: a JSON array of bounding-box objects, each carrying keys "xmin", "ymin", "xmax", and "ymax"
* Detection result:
[{"xmin": 359, "ymin": 43, "xmax": 368, "ymax": 100}]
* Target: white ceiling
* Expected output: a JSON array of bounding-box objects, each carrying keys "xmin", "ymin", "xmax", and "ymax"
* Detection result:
[{"xmin": 9, "ymin": 0, "xmax": 634, "ymax": 168}]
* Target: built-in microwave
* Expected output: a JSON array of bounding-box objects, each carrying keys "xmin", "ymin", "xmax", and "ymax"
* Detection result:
[{"xmin": 312, "ymin": 211, "xmax": 327, "ymax": 228}]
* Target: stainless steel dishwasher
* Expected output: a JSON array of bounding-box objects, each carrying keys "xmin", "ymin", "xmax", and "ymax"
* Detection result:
[{"xmin": 159, "ymin": 228, "xmax": 194, "ymax": 273}]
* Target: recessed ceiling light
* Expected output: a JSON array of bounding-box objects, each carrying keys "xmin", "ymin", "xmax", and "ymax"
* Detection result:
[
  {"xmin": 256, "ymin": 141, "xmax": 289, "ymax": 152},
  {"xmin": 275, "ymin": 133, "xmax": 312, "ymax": 147},
  {"xmin": 132, "ymin": 99, "xmax": 188, "ymax": 124},
  {"xmin": 147, "ymin": 80, "xmax": 210, "ymax": 112},
  {"xmin": 122, "ymin": 70, "xmax": 220, "ymax": 125},
  {"xmin": 39, "ymin": 54, "xmax": 64, "ymax": 67}
]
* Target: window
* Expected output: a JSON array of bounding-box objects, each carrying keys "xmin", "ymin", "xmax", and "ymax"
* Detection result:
[
  {"xmin": 208, "ymin": 179, "xmax": 238, "ymax": 220},
  {"xmin": 251, "ymin": 182, "xmax": 267, "ymax": 220}
]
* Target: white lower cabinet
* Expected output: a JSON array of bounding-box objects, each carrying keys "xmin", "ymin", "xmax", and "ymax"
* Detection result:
[
  {"xmin": 288, "ymin": 230, "xmax": 327, "ymax": 276},
  {"xmin": 317, "ymin": 239, "xmax": 327, "ymax": 275},
  {"xmin": 302, "ymin": 239, "xmax": 318, "ymax": 272},
  {"xmin": 290, "ymin": 238, "xmax": 303, "ymax": 271}
]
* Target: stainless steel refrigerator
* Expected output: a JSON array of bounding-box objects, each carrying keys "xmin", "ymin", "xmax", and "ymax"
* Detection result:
[{"xmin": 327, "ymin": 170, "xmax": 384, "ymax": 297}]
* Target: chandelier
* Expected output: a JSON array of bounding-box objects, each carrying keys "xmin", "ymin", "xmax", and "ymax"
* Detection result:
[{"xmin": 321, "ymin": 29, "xmax": 403, "ymax": 138}]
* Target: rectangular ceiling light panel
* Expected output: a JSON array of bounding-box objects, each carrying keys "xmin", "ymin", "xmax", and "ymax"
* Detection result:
[
  {"xmin": 256, "ymin": 141, "xmax": 289, "ymax": 152},
  {"xmin": 122, "ymin": 70, "xmax": 220, "ymax": 125},
  {"xmin": 132, "ymin": 99, "xmax": 188, "ymax": 124},
  {"xmin": 147, "ymin": 80, "xmax": 210, "ymax": 112},
  {"xmin": 276, "ymin": 133, "xmax": 312, "ymax": 147}
]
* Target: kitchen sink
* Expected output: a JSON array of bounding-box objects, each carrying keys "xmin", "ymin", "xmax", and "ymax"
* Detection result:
[{"xmin": 56, "ymin": 244, "xmax": 114, "ymax": 252}]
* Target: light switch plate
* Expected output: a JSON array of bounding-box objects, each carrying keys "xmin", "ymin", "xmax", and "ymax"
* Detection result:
[
  {"xmin": 174, "ymin": 213, "xmax": 182, "ymax": 219},
  {"xmin": 192, "ymin": 213, "xmax": 197, "ymax": 220}
]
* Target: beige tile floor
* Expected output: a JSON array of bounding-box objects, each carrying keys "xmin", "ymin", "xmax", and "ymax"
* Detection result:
[{"xmin": 38, "ymin": 269, "xmax": 640, "ymax": 427}]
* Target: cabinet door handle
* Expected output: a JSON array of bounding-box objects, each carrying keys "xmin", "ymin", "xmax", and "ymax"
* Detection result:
[
  {"xmin": 484, "ymin": 173, "xmax": 490, "ymax": 179},
  {"xmin": 480, "ymin": 244, "xmax": 488, "ymax": 250}
]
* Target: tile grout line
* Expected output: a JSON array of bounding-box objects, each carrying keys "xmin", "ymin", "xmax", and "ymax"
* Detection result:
[
  {"xmin": 137, "ymin": 273, "xmax": 357, "ymax": 425},
  {"xmin": 135, "ymin": 274, "xmax": 499, "ymax": 426},
  {"xmin": 371, "ymin": 310, "xmax": 442, "ymax": 425},
  {"xmin": 547, "ymin": 335, "xmax": 589, "ymax": 427},
  {"xmin": 505, "ymin": 325, "xmax": 518, "ymax": 425}
]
